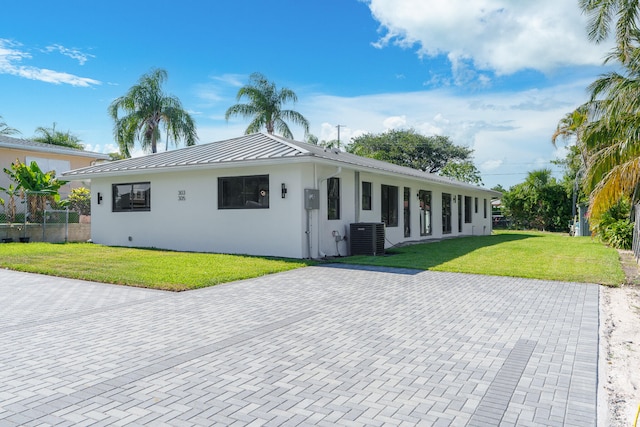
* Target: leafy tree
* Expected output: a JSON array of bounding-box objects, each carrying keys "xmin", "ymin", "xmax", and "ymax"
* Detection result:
[
  {"xmin": 225, "ymin": 72, "xmax": 310, "ymax": 139},
  {"xmin": 0, "ymin": 115, "xmax": 20, "ymax": 136},
  {"xmin": 109, "ymin": 68, "xmax": 197, "ymax": 157},
  {"xmin": 440, "ymin": 160, "xmax": 483, "ymax": 185},
  {"xmin": 552, "ymin": 144, "xmax": 589, "ymax": 207},
  {"xmin": 502, "ymin": 169, "xmax": 571, "ymax": 232},
  {"xmin": 32, "ymin": 123, "xmax": 83, "ymax": 149},
  {"xmin": 347, "ymin": 129, "xmax": 475, "ymax": 174},
  {"xmin": 108, "ymin": 152, "xmax": 127, "ymax": 161}
]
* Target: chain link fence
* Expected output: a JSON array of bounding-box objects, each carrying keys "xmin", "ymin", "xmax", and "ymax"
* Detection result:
[{"xmin": 0, "ymin": 191, "xmax": 91, "ymax": 243}]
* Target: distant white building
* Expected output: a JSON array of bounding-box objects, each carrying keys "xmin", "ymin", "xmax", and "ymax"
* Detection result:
[{"xmin": 62, "ymin": 133, "xmax": 500, "ymax": 259}]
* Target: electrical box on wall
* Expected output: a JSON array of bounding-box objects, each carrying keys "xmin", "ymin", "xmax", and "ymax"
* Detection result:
[{"xmin": 304, "ymin": 189, "xmax": 320, "ymax": 210}]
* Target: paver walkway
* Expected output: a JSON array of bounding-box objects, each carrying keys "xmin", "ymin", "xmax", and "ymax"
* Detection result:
[{"xmin": 0, "ymin": 266, "xmax": 598, "ymax": 426}]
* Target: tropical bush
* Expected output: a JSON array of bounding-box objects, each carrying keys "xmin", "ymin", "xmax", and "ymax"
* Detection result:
[
  {"xmin": 590, "ymin": 198, "xmax": 633, "ymax": 249},
  {"xmin": 66, "ymin": 187, "xmax": 91, "ymax": 215},
  {"xmin": 2, "ymin": 159, "xmax": 67, "ymax": 223},
  {"xmin": 602, "ymin": 219, "xmax": 634, "ymax": 250}
]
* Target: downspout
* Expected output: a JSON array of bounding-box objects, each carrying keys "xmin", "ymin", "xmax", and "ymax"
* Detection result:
[
  {"xmin": 305, "ymin": 164, "xmax": 318, "ymax": 259},
  {"xmin": 317, "ymin": 166, "xmax": 342, "ymax": 258},
  {"xmin": 354, "ymin": 171, "xmax": 360, "ymax": 223}
]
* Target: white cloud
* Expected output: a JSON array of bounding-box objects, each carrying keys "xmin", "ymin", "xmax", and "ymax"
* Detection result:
[
  {"xmin": 84, "ymin": 143, "xmax": 119, "ymax": 154},
  {"xmin": 364, "ymin": 0, "xmax": 610, "ymax": 80},
  {"xmin": 382, "ymin": 115, "xmax": 407, "ymax": 129},
  {"xmin": 44, "ymin": 44, "xmax": 94, "ymax": 65},
  {"xmin": 298, "ymin": 78, "xmax": 590, "ymax": 188},
  {"xmin": 210, "ymin": 73, "xmax": 246, "ymax": 87},
  {"xmin": 0, "ymin": 39, "xmax": 100, "ymax": 87},
  {"xmin": 194, "ymin": 73, "xmax": 248, "ymax": 106},
  {"xmin": 319, "ymin": 123, "xmax": 363, "ymax": 145},
  {"xmin": 481, "ymin": 159, "xmax": 503, "ymax": 170}
]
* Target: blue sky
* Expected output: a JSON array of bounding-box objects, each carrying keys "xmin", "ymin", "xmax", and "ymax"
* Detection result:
[{"xmin": 1, "ymin": 0, "xmax": 614, "ymax": 189}]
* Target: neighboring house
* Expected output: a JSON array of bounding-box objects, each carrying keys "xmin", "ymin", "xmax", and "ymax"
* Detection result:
[
  {"xmin": 0, "ymin": 135, "xmax": 110, "ymax": 198},
  {"xmin": 62, "ymin": 133, "xmax": 501, "ymax": 259}
]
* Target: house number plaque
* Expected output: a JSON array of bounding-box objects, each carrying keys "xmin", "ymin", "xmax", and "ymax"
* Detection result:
[{"xmin": 178, "ymin": 190, "xmax": 186, "ymax": 201}]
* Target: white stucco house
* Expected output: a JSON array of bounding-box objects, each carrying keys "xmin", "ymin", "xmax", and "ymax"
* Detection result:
[{"xmin": 61, "ymin": 133, "xmax": 501, "ymax": 259}]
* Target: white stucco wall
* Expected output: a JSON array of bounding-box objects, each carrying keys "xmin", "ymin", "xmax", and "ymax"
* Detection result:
[
  {"xmin": 90, "ymin": 163, "xmax": 309, "ymax": 258},
  {"xmin": 87, "ymin": 160, "xmax": 495, "ymax": 259},
  {"xmin": 353, "ymin": 173, "xmax": 493, "ymax": 245}
]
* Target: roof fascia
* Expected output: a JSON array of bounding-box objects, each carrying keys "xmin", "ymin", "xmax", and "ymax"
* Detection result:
[
  {"xmin": 64, "ymin": 154, "xmax": 500, "ymax": 196},
  {"xmin": 0, "ymin": 142, "xmax": 110, "ymax": 159}
]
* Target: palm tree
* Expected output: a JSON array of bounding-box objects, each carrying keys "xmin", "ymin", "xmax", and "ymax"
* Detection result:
[
  {"xmin": 225, "ymin": 72, "xmax": 309, "ymax": 139},
  {"xmin": 579, "ymin": 0, "xmax": 640, "ymax": 63},
  {"xmin": 578, "ymin": 52, "xmax": 640, "ymax": 219},
  {"xmin": 553, "ymin": 1, "xmax": 640, "ymax": 221},
  {"xmin": 553, "ymin": 106, "xmax": 591, "ymax": 208},
  {"xmin": 0, "ymin": 115, "xmax": 20, "ymax": 136},
  {"xmin": 109, "ymin": 68, "xmax": 197, "ymax": 157},
  {"xmin": 32, "ymin": 123, "xmax": 83, "ymax": 149}
]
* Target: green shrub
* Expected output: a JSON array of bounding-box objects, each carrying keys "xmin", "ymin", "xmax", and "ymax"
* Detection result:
[
  {"xmin": 591, "ymin": 198, "xmax": 632, "ymax": 249},
  {"xmin": 603, "ymin": 219, "xmax": 634, "ymax": 249},
  {"xmin": 66, "ymin": 187, "xmax": 91, "ymax": 215}
]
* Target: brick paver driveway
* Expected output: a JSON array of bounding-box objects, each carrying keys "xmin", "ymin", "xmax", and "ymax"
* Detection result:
[{"xmin": 0, "ymin": 266, "xmax": 598, "ymax": 426}]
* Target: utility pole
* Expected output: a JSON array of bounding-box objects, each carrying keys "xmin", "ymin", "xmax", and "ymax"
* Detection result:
[{"xmin": 336, "ymin": 124, "xmax": 345, "ymax": 150}]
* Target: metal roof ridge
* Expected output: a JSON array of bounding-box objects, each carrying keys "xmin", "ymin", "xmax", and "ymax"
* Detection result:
[{"xmin": 260, "ymin": 132, "xmax": 311, "ymax": 156}]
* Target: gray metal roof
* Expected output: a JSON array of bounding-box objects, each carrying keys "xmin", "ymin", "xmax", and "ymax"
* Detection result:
[
  {"xmin": 62, "ymin": 132, "xmax": 500, "ymax": 196},
  {"xmin": 0, "ymin": 135, "xmax": 111, "ymax": 160}
]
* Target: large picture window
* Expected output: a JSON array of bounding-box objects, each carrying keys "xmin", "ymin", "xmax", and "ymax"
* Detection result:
[
  {"xmin": 218, "ymin": 175, "xmax": 269, "ymax": 209},
  {"xmin": 327, "ymin": 177, "xmax": 340, "ymax": 220},
  {"xmin": 381, "ymin": 184, "xmax": 398, "ymax": 227},
  {"xmin": 113, "ymin": 182, "xmax": 151, "ymax": 212}
]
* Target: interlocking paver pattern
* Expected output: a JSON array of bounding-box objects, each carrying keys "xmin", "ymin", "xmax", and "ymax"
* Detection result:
[{"xmin": 0, "ymin": 265, "xmax": 598, "ymax": 426}]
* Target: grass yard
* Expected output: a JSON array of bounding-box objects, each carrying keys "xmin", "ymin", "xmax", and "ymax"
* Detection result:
[
  {"xmin": 0, "ymin": 243, "xmax": 313, "ymax": 291},
  {"xmin": 333, "ymin": 230, "xmax": 625, "ymax": 286},
  {"xmin": 0, "ymin": 231, "xmax": 625, "ymax": 289}
]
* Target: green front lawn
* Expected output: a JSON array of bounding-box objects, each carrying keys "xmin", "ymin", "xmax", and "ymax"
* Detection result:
[
  {"xmin": 0, "ymin": 231, "xmax": 625, "ymax": 290},
  {"xmin": 0, "ymin": 243, "xmax": 314, "ymax": 291},
  {"xmin": 333, "ymin": 230, "xmax": 624, "ymax": 286}
]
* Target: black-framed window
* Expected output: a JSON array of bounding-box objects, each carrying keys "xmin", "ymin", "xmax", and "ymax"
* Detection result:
[
  {"xmin": 419, "ymin": 190, "xmax": 432, "ymax": 236},
  {"xmin": 327, "ymin": 177, "xmax": 340, "ymax": 220},
  {"xmin": 404, "ymin": 187, "xmax": 411, "ymax": 237},
  {"xmin": 475, "ymin": 197, "xmax": 479, "ymax": 213},
  {"xmin": 381, "ymin": 184, "xmax": 398, "ymax": 227},
  {"xmin": 218, "ymin": 175, "xmax": 269, "ymax": 209},
  {"xmin": 112, "ymin": 182, "xmax": 151, "ymax": 212},
  {"xmin": 362, "ymin": 181, "xmax": 372, "ymax": 210},
  {"xmin": 442, "ymin": 193, "xmax": 452, "ymax": 234},
  {"xmin": 484, "ymin": 198, "xmax": 488, "ymax": 219},
  {"xmin": 465, "ymin": 196, "xmax": 472, "ymax": 223}
]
